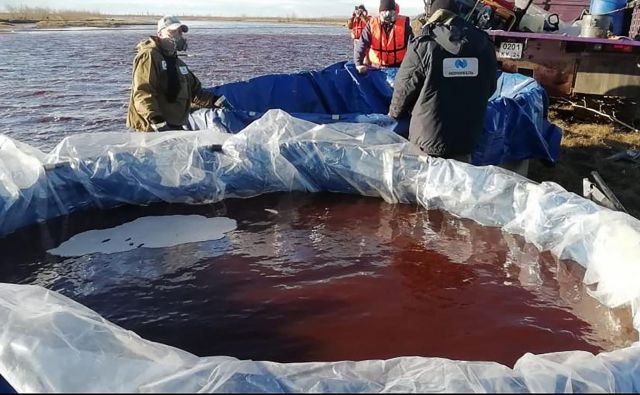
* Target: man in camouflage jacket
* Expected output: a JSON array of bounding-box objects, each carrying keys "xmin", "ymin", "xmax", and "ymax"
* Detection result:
[{"xmin": 127, "ymin": 15, "xmax": 228, "ymax": 132}]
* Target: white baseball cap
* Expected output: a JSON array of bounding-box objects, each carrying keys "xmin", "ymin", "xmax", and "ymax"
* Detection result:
[{"xmin": 157, "ymin": 15, "xmax": 189, "ymax": 34}]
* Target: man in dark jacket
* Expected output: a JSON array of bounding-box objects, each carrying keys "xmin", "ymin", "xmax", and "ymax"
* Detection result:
[{"xmin": 388, "ymin": 0, "xmax": 498, "ymax": 161}]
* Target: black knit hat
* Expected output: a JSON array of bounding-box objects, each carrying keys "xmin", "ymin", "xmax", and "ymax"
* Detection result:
[{"xmin": 379, "ymin": 0, "xmax": 396, "ymax": 11}]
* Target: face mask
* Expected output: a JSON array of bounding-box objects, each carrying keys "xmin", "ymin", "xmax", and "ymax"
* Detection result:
[
  {"xmin": 159, "ymin": 30, "xmax": 188, "ymax": 54},
  {"xmin": 173, "ymin": 35, "xmax": 188, "ymax": 52},
  {"xmin": 380, "ymin": 10, "xmax": 396, "ymax": 24}
]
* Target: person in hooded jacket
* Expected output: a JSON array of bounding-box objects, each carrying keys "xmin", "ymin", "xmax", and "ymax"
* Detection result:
[
  {"xmin": 388, "ymin": 0, "xmax": 498, "ymax": 162},
  {"xmin": 127, "ymin": 15, "xmax": 229, "ymax": 132}
]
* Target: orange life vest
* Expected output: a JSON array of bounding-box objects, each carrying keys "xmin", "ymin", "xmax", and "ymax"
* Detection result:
[
  {"xmin": 351, "ymin": 17, "xmax": 368, "ymax": 40},
  {"xmin": 368, "ymin": 15, "xmax": 408, "ymax": 67}
]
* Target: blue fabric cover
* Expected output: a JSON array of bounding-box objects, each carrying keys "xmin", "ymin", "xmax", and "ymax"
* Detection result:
[{"xmin": 196, "ymin": 61, "xmax": 561, "ymax": 166}]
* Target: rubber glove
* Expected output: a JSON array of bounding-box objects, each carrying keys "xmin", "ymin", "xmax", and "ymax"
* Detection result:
[
  {"xmin": 150, "ymin": 121, "xmax": 171, "ymax": 132},
  {"xmin": 214, "ymin": 95, "xmax": 233, "ymax": 110}
]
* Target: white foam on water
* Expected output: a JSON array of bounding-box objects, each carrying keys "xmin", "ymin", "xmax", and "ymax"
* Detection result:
[{"xmin": 48, "ymin": 215, "xmax": 237, "ymax": 257}]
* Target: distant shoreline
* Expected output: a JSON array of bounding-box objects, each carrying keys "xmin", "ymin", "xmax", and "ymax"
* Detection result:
[
  {"xmin": 0, "ymin": 14, "xmax": 346, "ymax": 29},
  {"xmin": 183, "ymin": 15, "xmax": 345, "ymax": 26}
]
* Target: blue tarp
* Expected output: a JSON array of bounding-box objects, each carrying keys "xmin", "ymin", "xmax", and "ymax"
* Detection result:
[
  {"xmin": 0, "ymin": 376, "xmax": 14, "ymax": 394},
  {"xmin": 0, "ymin": 63, "xmax": 562, "ymax": 241},
  {"xmin": 194, "ymin": 61, "xmax": 561, "ymax": 166}
]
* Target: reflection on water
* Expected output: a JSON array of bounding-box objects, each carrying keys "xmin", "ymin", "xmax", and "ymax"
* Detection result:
[
  {"xmin": 0, "ymin": 192, "xmax": 636, "ymax": 366},
  {"xmin": 0, "ymin": 22, "xmax": 351, "ymax": 150}
]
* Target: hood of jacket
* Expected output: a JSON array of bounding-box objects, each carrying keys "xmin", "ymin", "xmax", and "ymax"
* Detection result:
[{"xmin": 136, "ymin": 36, "xmax": 163, "ymax": 54}]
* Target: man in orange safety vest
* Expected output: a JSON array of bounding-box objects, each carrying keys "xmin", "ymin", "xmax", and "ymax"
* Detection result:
[
  {"xmin": 354, "ymin": 0, "xmax": 413, "ymax": 73},
  {"xmin": 348, "ymin": 4, "xmax": 370, "ymax": 40},
  {"xmin": 348, "ymin": 4, "xmax": 372, "ymax": 64}
]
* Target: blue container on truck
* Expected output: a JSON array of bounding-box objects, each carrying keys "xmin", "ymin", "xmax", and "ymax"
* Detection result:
[{"xmin": 590, "ymin": 0, "xmax": 628, "ymax": 35}]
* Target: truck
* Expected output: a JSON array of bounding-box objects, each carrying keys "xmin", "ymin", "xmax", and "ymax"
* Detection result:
[
  {"xmin": 490, "ymin": 0, "xmax": 640, "ymax": 99},
  {"xmin": 416, "ymin": 0, "xmax": 640, "ymax": 123}
]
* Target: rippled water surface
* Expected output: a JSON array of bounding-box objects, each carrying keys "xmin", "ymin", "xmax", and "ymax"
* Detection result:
[
  {"xmin": 0, "ymin": 22, "xmax": 351, "ymax": 150},
  {"xmin": 0, "ymin": 192, "xmax": 636, "ymax": 366}
]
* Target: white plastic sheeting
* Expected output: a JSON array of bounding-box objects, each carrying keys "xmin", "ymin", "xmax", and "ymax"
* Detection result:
[
  {"xmin": 0, "ymin": 283, "xmax": 638, "ymax": 393},
  {"xmin": 0, "ymin": 110, "xmax": 639, "ymax": 392}
]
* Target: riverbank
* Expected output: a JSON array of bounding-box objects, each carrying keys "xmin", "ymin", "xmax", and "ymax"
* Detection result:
[
  {"xmin": 182, "ymin": 15, "xmax": 345, "ymax": 25},
  {"xmin": 0, "ymin": 13, "xmax": 152, "ymax": 29},
  {"xmin": 0, "ymin": 13, "xmax": 344, "ymax": 30}
]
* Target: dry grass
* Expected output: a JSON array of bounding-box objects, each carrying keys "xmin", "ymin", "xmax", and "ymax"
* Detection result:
[
  {"xmin": 159, "ymin": 15, "xmax": 345, "ymax": 25},
  {"xmin": 0, "ymin": 6, "xmax": 345, "ymax": 27},
  {"xmin": 0, "ymin": 6, "xmax": 156, "ymax": 28},
  {"xmin": 0, "ymin": 6, "xmax": 102, "ymax": 22},
  {"xmin": 528, "ymin": 100, "xmax": 640, "ymax": 218}
]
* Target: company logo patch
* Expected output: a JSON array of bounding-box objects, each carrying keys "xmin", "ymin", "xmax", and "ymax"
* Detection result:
[
  {"xmin": 443, "ymin": 57, "xmax": 478, "ymax": 78},
  {"xmin": 454, "ymin": 59, "xmax": 468, "ymax": 69}
]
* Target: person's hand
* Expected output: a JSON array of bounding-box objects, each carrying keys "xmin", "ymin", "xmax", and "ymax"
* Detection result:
[
  {"xmin": 214, "ymin": 95, "xmax": 233, "ymax": 110},
  {"xmin": 150, "ymin": 121, "xmax": 171, "ymax": 132},
  {"xmin": 356, "ymin": 65, "xmax": 368, "ymax": 75}
]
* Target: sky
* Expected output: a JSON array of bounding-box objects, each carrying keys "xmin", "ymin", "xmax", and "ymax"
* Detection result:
[{"xmin": 0, "ymin": 0, "xmax": 425, "ymax": 18}]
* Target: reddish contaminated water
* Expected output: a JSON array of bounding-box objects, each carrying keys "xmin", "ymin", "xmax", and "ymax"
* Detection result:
[
  {"xmin": 0, "ymin": 192, "xmax": 636, "ymax": 367},
  {"xmin": 0, "ymin": 22, "xmax": 351, "ymax": 150}
]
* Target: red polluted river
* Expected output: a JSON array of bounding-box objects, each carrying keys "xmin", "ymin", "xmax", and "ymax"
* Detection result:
[{"xmin": 0, "ymin": 192, "xmax": 636, "ymax": 367}]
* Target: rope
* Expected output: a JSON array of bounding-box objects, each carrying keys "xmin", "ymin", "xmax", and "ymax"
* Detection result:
[{"xmin": 590, "ymin": 0, "xmax": 637, "ymax": 16}]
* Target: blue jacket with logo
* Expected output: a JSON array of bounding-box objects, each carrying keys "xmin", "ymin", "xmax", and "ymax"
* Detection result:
[{"xmin": 388, "ymin": 18, "xmax": 497, "ymax": 158}]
